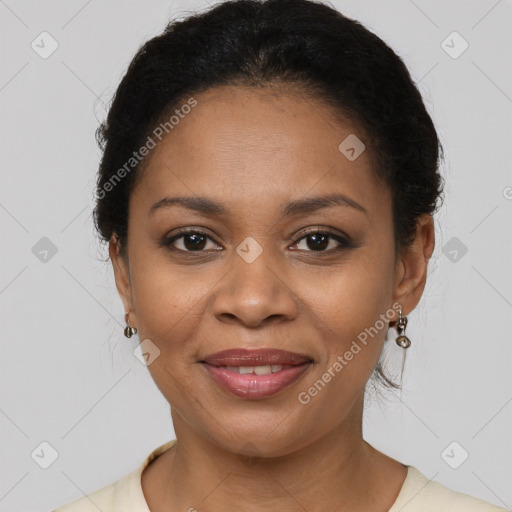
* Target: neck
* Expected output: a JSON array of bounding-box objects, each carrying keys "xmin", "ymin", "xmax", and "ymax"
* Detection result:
[{"xmin": 142, "ymin": 397, "xmax": 407, "ymax": 511}]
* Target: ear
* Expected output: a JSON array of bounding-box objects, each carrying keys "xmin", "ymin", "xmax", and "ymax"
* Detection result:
[
  {"xmin": 109, "ymin": 234, "xmax": 136, "ymax": 324},
  {"xmin": 391, "ymin": 214, "xmax": 435, "ymax": 318}
]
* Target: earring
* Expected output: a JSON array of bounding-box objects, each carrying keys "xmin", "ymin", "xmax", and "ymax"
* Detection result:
[
  {"xmin": 395, "ymin": 307, "xmax": 411, "ymax": 349},
  {"xmin": 123, "ymin": 312, "xmax": 138, "ymax": 338}
]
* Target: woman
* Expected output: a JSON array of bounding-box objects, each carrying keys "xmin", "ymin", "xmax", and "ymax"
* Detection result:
[{"xmin": 54, "ymin": 0, "xmax": 507, "ymax": 510}]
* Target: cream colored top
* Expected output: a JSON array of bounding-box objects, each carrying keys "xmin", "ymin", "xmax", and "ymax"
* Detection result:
[{"xmin": 53, "ymin": 439, "xmax": 508, "ymax": 511}]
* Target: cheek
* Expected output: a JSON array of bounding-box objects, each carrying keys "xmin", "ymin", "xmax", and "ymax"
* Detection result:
[
  {"xmin": 304, "ymin": 246, "xmax": 394, "ymax": 323},
  {"xmin": 294, "ymin": 265, "xmax": 394, "ymax": 427},
  {"xmin": 301, "ymin": 246, "xmax": 395, "ymax": 367},
  {"xmin": 128, "ymin": 255, "xmax": 211, "ymax": 354}
]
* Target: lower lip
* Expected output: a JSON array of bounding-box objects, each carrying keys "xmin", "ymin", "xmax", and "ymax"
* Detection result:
[{"xmin": 202, "ymin": 362, "xmax": 311, "ymax": 399}]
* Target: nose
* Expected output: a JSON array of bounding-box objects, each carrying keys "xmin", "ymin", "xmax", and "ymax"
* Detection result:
[{"xmin": 211, "ymin": 250, "xmax": 298, "ymax": 328}]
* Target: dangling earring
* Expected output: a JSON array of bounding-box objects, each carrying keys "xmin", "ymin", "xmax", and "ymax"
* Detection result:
[
  {"xmin": 123, "ymin": 312, "xmax": 138, "ymax": 338},
  {"xmin": 395, "ymin": 307, "xmax": 411, "ymax": 348}
]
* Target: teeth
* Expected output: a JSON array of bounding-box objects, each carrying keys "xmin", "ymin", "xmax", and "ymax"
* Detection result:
[
  {"xmin": 221, "ymin": 364, "xmax": 286, "ymax": 374},
  {"xmin": 254, "ymin": 365, "xmax": 272, "ymax": 375}
]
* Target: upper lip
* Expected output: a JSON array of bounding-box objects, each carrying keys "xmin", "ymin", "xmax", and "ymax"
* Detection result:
[{"xmin": 201, "ymin": 348, "xmax": 313, "ymax": 367}]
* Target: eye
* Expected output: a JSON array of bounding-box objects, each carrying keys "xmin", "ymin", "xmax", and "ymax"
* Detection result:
[
  {"xmin": 163, "ymin": 229, "xmax": 221, "ymax": 252},
  {"xmin": 291, "ymin": 229, "xmax": 351, "ymax": 253},
  {"xmin": 162, "ymin": 228, "xmax": 352, "ymax": 254}
]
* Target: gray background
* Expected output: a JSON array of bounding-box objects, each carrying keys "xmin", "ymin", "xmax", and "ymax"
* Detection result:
[{"xmin": 1, "ymin": 0, "xmax": 511, "ymax": 510}]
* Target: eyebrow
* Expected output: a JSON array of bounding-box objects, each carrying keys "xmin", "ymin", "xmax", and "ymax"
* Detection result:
[{"xmin": 149, "ymin": 193, "xmax": 367, "ymax": 217}]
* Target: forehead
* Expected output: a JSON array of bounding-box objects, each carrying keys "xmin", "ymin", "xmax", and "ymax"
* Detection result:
[{"xmin": 133, "ymin": 84, "xmax": 389, "ymax": 215}]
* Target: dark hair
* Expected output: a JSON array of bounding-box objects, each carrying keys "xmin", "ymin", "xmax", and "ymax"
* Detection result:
[{"xmin": 93, "ymin": 0, "xmax": 444, "ymax": 389}]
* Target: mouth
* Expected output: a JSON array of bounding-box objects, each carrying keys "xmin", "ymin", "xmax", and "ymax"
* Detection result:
[
  {"xmin": 201, "ymin": 347, "xmax": 313, "ymax": 367},
  {"xmin": 206, "ymin": 363, "xmax": 299, "ymax": 375},
  {"xmin": 200, "ymin": 348, "xmax": 313, "ymax": 399}
]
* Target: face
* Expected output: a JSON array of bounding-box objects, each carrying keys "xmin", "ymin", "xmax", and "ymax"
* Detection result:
[{"xmin": 111, "ymin": 84, "xmax": 433, "ymax": 457}]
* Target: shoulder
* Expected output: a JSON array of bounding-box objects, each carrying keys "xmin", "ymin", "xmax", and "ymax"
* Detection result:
[
  {"xmin": 51, "ymin": 478, "xmax": 117, "ymax": 511},
  {"xmin": 390, "ymin": 466, "xmax": 509, "ymax": 512},
  {"xmin": 52, "ymin": 439, "xmax": 177, "ymax": 512},
  {"xmin": 51, "ymin": 464, "xmax": 143, "ymax": 512}
]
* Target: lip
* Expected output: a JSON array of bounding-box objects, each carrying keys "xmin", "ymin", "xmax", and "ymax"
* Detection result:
[
  {"xmin": 202, "ymin": 362, "xmax": 311, "ymax": 399},
  {"xmin": 202, "ymin": 348, "xmax": 313, "ymax": 367},
  {"xmin": 200, "ymin": 348, "xmax": 313, "ymax": 399}
]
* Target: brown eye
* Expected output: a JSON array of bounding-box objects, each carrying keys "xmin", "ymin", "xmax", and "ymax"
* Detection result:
[
  {"xmin": 293, "ymin": 230, "xmax": 351, "ymax": 252},
  {"xmin": 164, "ymin": 230, "xmax": 220, "ymax": 252}
]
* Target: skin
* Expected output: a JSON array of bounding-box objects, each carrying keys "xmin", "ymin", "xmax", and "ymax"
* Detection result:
[{"xmin": 110, "ymin": 84, "xmax": 435, "ymax": 511}]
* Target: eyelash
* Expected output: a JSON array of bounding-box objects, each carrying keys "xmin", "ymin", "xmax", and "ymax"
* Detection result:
[{"xmin": 161, "ymin": 227, "xmax": 352, "ymax": 255}]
